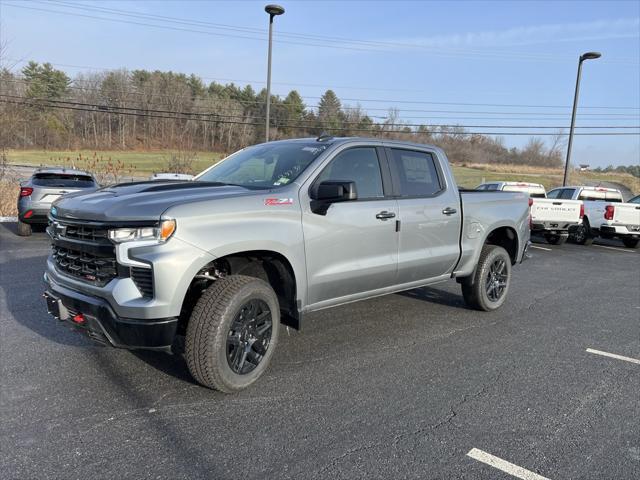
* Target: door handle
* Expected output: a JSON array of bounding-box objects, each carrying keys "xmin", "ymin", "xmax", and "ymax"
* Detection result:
[
  {"xmin": 442, "ymin": 207, "xmax": 457, "ymax": 216},
  {"xmin": 375, "ymin": 211, "xmax": 396, "ymax": 220}
]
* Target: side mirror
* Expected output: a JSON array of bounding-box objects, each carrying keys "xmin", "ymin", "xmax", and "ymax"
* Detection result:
[
  {"xmin": 310, "ymin": 180, "xmax": 357, "ymax": 215},
  {"xmin": 312, "ymin": 180, "xmax": 357, "ymax": 202}
]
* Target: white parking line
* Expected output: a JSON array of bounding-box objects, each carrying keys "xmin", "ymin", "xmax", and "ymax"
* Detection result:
[
  {"xmin": 593, "ymin": 244, "xmax": 636, "ymax": 254},
  {"xmin": 530, "ymin": 245, "xmax": 552, "ymax": 251},
  {"xmin": 586, "ymin": 348, "xmax": 640, "ymax": 365},
  {"xmin": 467, "ymin": 448, "xmax": 550, "ymax": 480}
]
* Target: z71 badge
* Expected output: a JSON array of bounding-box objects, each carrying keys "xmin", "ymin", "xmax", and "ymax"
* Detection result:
[{"xmin": 264, "ymin": 198, "xmax": 293, "ymax": 206}]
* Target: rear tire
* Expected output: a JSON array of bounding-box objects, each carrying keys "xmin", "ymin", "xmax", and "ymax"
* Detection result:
[
  {"xmin": 571, "ymin": 219, "xmax": 594, "ymax": 246},
  {"xmin": 17, "ymin": 220, "xmax": 32, "ymax": 237},
  {"xmin": 544, "ymin": 233, "xmax": 568, "ymax": 245},
  {"xmin": 185, "ymin": 275, "xmax": 280, "ymax": 393},
  {"xmin": 622, "ymin": 237, "xmax": 639, "ymax": 249},
  {"xmin": 461, "ymin": 244, "xmax": 512, "ymax": 312}
]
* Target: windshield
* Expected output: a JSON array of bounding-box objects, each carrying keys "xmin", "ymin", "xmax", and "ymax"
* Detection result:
[{"xmin": 196, "ymin": 142, "xmax": 332, "ymax": 188}]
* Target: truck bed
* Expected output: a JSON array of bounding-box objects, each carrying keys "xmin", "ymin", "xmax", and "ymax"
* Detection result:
[{"xmin": 454, "ymin": 190, "xmax": 530, "ymax": 277}]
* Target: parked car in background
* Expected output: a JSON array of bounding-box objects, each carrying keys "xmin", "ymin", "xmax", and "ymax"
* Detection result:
[
  {"xmin": 476, "ymin": 181, "xmax": 583, "ymax": 245},
  {"xmin": 17, "ymin": 167, "xmax": 99, "ymax": 236},
  {"xmin": 149, "ymin": 173, "xmax": 194, "ymax": 181},
  {"xmin": 44, "ymin": 137, "xmax": 530, "ymax": 392},
  {"xmin": 550, "ymin": 186, "xmax": 640, "ymax": 248}
]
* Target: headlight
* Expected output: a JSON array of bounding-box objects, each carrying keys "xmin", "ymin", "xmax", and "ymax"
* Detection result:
[{"xmin": 108, "ymin": 219, "xmax": 176, "ymax": 243}]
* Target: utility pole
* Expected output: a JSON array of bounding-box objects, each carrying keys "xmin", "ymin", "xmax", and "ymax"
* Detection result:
[{"xmin": 264, "ymin": 5, "xmax": 285, "ymax": 142}]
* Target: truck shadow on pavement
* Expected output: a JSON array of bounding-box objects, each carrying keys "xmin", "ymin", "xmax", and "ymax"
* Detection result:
[{"xmin": 396, "ymin": 286, "xmax": 468, "ymax": 310}]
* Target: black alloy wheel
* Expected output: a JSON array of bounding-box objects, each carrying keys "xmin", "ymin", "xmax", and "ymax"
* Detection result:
[
  {"xmin": 485, "ymin": 257, "xmax": 508, "ymax": 302},
  {"xmin": 226, "ymin": 299, "xmax": 273, "ymax": 375}
]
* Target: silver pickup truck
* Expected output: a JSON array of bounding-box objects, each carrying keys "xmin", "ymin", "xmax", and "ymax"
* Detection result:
[{"xmin": 44, "ymin": 137, "xmax": 530, "ymax": 392}]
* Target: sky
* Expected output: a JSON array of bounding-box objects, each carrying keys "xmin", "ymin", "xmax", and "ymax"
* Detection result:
[{"xmin": 0, "ymin": 0, "xmax": 639, "ymax": 167}]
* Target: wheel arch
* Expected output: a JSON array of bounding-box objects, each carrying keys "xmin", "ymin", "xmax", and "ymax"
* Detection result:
[
  {"xmin": 179, "ymin": 249, "xmax": 302, "ymax": 334},
  {"xmin": 484, "ymin": 225, "xmax": 519, "ymax": 264}
]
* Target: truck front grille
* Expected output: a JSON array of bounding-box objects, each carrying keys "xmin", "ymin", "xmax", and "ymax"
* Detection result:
[
  {"xmin": 130, "ymin": 267, "xmax": 154, "ymax": 298},
  {"xmin": 62, "ymin": 224, "xmax": 110, "ymax": 242},
  {"xmin": 52, "ymin": 244, "xmax": 117, "ymax": 286},
  {"xmin": 49, "ymin": 220, "xmax": 118, "ymax": 286}
]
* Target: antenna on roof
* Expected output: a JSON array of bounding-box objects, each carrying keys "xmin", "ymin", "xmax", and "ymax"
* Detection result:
[{"xmin": 316, "ymin": 131, "xmax": 333, "ymax": 142}]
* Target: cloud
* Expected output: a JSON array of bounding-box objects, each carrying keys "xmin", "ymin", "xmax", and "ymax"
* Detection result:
[{"xmin": 386, "ymin": 18, "xmax": 640, "ymax": 50}]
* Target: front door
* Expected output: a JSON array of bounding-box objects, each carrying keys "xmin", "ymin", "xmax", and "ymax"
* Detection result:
[{"xmin": 301, "ymin": 146, "xmax": 398, "ymax": 307}]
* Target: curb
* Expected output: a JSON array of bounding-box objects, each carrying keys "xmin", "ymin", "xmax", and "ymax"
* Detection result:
[{"xmin": 0, "ymin": 217, "xmax": 18, "ymax": 222}]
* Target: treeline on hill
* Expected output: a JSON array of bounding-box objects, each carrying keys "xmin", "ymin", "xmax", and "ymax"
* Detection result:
[
  {"xmin": 592, "ymin": 164, "xmax": 640, "ymax": 178},
  {"xmin": 1, "ymin": 61, "xmax": 566, "ymax": 167}
]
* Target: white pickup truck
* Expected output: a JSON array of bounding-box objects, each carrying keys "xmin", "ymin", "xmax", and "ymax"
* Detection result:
[
  {"xmin": 476, "ymin": 182, "xmax": 583, "ymax": 245},
  {"xmin": 548, "ymin": 186, "xmax": 640, "ymax": 248}
]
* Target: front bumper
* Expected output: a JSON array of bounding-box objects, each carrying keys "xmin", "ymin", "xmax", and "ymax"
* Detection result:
[{"xmin": 44, "ymin": 274, "xmax": 178, "ymax": 350}]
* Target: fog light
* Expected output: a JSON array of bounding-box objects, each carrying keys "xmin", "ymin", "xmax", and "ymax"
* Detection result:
[{"xmin": 72, "ymin": 313, "xmax": 85, "ymax": 324}]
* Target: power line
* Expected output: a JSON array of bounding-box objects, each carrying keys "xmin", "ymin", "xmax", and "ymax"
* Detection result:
[
  {"xmin": 2, "ymin": 97, "xmax": 638, "ymax": 136},
  {"xmin": 3, "ymin": 94, "xmax": 639, "ymax": 130},
  {"xmin": 33, "ymin": 1, "xmax": 640, "ymax": 65},
  {"xmin": 7, "ymin": 61, "xmax": 640, "ymax": 114},
  {"xmin": 5, "ymin": 75, "xmax": 640, "ymax": 114}
]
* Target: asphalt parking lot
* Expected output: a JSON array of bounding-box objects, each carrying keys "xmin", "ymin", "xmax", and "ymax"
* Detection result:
[{"xmin": 1, "ymin": 223, "xmax": 638, "ymax": 480}]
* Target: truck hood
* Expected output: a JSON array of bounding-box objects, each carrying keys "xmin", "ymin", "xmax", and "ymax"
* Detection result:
[{"xmin": 52, "ymin": 181, "xmax": 258, "ymax": 222}]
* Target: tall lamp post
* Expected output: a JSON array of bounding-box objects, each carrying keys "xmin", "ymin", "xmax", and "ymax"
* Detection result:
[
  {"xmin": 562, "ymin": 51, "xmax": 601, "ymax": 186},
  {"xmin": 264, "ymin": 4, "xmax": 285, "ymax": 142}
]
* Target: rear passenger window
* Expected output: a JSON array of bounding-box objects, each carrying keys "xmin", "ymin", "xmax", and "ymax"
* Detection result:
[
  {"xmin": 316, "ymin": 147, "xmax": 384, "ymax": 199},
  {"xmin": 560, "ymin": 189, "xmax": 575, "ymax": 199},
  {"xmin": 547, "ymin": 189, "xmax": 561, "ymax": 199},
  {"xmin": 389, "ymin": 149, "xmax": 442, "ymax": 197}
]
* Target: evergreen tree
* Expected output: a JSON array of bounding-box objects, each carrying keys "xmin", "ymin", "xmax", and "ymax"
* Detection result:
[
  {"xmin": 318, "ymin": 89, "xmax": 343, "ymax": 132},
  {"xmin": 22, "ymin": 62, "xmax": 70, "ymax": 99}
]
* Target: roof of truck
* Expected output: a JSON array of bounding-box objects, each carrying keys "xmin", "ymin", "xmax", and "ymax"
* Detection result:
[
  {"xmin": 263, "ymin": 136, "xmax": 443, "ymax": 151},
  {"xmin": 480, "ymin": 181, "xmax": 544, "ymax": 188},
  {"xmin": 564, "ymin": 185, "xmax": 621, "ymax": 193}
]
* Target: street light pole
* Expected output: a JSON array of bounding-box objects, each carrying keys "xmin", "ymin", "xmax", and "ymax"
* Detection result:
[
  {"xmin": 563, "ymin": 51, "xmax": 601, "ymax": 186},
  {"xmin": 264, "ymin": 4, "xmax": 285, "ymax": 143}
]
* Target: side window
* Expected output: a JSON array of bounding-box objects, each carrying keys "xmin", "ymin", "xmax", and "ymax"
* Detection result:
[
  {"xmin": 486, "ymin": 184, "xmax": 499, "ymax": 191},
  {"xmin": 389, "ymin": 149, "xmax": 442, "ymax": 197},
  {"xmin": 560, "ymin": 188, "xmax": 575, "ymax": 199},
  {"xmin": 547, "ymin": 189, "xmax": 561, "ymax": 199},
  {"xmin": 316, "ymin": 147, "xmax": 384, "ymax": 199}
]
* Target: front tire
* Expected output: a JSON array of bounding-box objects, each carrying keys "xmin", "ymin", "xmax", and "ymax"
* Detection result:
[
  {"xmin": 185, "ymin": 275, "xmax": 280, "ymax": 393},
  {"xmin": 622, "ymin": 237, "xmax": 639, "ymax": 249},
  {"xmin": 17, "ymin": 220, "xmax": 32, "ymax": 237},
  {"xmin": 461, "ymin": 244, "xmax": 512, "ymax": 311}
]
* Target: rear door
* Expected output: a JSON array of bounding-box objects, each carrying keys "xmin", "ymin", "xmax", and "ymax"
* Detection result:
[
  {"xmin": 301, "ymin": 146, "xmax": 399, "ymax": 306},
  {"xmin": 387, "ymin": 147, "xmax": 462, "ymax": 283}
]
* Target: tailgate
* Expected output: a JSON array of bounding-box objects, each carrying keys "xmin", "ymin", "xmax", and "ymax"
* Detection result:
[
  {"xmin": 531, "ymin": 198, "xmax": 581, "ymax": 223},
  {"xmin": 614, "ymin": 204, "xmax": 640, "ymax": 226},
  {"xmin": 32, "ymin": 187, "xmax": 82, "ymax": 205}
]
